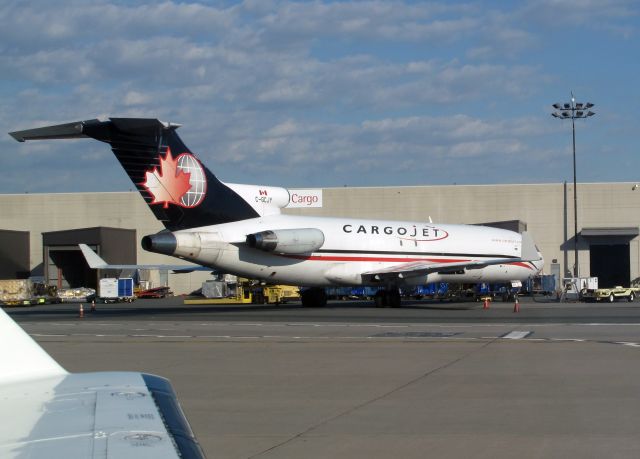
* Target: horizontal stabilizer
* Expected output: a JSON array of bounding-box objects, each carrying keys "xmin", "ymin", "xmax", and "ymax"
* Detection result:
[
  {"xmin": 9, "ymin": 119, "xmax": 100, "ymax": 142},
  {"xmin": 79, "ymin": 244, "xmax": 212, "ymax": 272},
  {"xmin": 9, "ymin": 117, "xmax": 262, "ymax": 231}
]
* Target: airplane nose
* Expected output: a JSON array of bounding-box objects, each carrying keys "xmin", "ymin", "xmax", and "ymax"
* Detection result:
[{"xmin": 141, "ymin": 232, "xmax": 177, "ymax": 255}]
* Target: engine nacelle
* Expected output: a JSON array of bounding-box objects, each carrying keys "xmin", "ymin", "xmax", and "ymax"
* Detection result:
[
  {"xmin": 246, "ymin": 228, "xmax": 325, "ymax": 254},
  {"xmin": 141, "ymin": 231, "xmax": 225, "ymax": 264}
]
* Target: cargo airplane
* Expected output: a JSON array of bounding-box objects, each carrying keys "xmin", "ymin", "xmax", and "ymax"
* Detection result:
[{"xmin": 10, "ymin": 118, "xmax": 543, "ymax": 307}]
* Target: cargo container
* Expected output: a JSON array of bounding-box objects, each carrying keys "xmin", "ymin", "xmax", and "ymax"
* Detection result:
[
  {"xmin": 0, "ymin": 279, "xmax": 58, "ymax": 306},
  {"xmin": 98, "ymin": 278, "xmax": 135, "ymax": 303},
  {"xmin": 524, "ymin": 274, "xmax": 557, "ymax": 296}
]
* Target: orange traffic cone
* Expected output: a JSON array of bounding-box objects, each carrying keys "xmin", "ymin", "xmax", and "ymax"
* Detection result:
[
  {"xmin": 513, "ymin": 297, "xmax": 520, "ymax": 313},
  {"xmin": 483, "ymin": 297, "xmax": 490, "ymax": 310},
  {"xmin": 90, "ymin": 300, "xmax": 96, "ymax": 312},
  {"xmin": 79, "ymin": 304, "xmax": 84, "ymax": 318}
]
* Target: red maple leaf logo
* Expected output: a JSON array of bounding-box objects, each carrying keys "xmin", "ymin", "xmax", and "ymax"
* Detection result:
[{"xmin": 142, "ymin": 147, "xmax": 192, "ymax": 208}]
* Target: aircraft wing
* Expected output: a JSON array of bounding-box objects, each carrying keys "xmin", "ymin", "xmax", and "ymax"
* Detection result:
[
  {"xmin": 79, "ymin": 244, "xmax": 212, "ymax": 273},
  {"xmin": 361, "ymin": 258, "xmax": 520, "ymax": 281},
  {"xmin": 362, "ymin": 231, "xmax": 541, "ymax": 282},
  {"xmin": 0, "ymin": 307, "xmax": 204, "ymax": 459}
]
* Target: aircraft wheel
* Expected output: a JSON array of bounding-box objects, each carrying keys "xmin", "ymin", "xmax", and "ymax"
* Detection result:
[
  {"xmin": 374, "ymin": 291, "xmax": 386, "ymax": 308},
  {"xmin": 388, "ymin": 289, "xmax": 402, "ymax": 308},
  {"xmin": 301, "ymin": 288, "xmax": 327, "ymax": 307}
]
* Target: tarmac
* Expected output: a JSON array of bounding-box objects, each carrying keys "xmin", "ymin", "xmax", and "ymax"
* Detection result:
[{"xmin": 8, "ymin": 297, "xmax": 640, "ymax": 459}]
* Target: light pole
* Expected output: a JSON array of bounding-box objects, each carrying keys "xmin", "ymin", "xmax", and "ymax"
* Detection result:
[{"xmin": 552, "ymin": 93, "xmax": 595, "ymax": 277}]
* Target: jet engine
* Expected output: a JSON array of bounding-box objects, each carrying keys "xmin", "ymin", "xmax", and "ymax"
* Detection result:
[{"xmin": 246, "ymin": 228, "xmax": 325, "ymax": 254}]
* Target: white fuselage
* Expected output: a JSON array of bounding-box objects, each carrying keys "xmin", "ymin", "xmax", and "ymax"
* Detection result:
[{"xmin": 166, "ymin": 214, "xmax": 543, "ymax": 287}]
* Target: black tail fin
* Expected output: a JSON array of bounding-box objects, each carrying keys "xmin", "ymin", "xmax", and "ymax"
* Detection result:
[{"xmin": 11, "ymin": 118, "xmax": 259, "ymax": 231}]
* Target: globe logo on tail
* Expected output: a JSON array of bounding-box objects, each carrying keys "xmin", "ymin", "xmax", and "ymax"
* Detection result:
[
  {"xmin": 142, "ymin": 147, "xmax": 207, "ymax": 209},
  {"xmin": 176, "ymin": 153, "xmax": 206, "ymax": 207}
]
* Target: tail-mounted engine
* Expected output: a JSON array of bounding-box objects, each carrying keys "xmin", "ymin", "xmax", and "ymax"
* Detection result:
[{"xmin": 246, "ymin": 228, "xmax": 324, "ymax": 254}]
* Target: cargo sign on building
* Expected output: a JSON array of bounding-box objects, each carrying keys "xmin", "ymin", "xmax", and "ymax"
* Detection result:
[{"xmin": 287, "ymin": 189, "xmax": 323, "ymax": 208}]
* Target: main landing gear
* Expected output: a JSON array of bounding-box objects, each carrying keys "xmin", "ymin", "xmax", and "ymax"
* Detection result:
[
  {"xmin": 374, "ymin": 288, "xmax": 402, "ymax": 308},
  {"xmin": 301, "ymin": 288, "xmax": 328, "ymax": 307},
  {"xmin": 301, "ymin": 287, "xmax": 403, "ymax": 308}
]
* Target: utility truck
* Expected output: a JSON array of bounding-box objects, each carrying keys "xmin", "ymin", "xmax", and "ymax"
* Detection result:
[{"xmin": 581, "ymin": 285, "xmax": 638, "ymax": 303}]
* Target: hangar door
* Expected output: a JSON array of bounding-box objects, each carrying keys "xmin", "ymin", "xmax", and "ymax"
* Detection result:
[
  {"xmin": 583, "ymin": 227, "xmax": 638, "ymax": 289},
  {"xmin": 589, "ymin": 244, "xmax": 629, "ymax": 288},
  {"xmin": 43, "ymin": 227, "xmax": 136, "ymax": 290},
  {"xmin": 47, "ymin": 246, "xmax": 95, "ymax": 289}
]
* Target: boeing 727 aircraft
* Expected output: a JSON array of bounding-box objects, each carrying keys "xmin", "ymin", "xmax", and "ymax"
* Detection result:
[{"xmin": 10, "ymin": 118, "xmax": 543, "ymax": 307}]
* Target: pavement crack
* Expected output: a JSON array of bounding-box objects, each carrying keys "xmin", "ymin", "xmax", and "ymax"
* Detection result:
[{"xmin": 247, "ymin": 338, "xmax": 497, "ymax": 458}]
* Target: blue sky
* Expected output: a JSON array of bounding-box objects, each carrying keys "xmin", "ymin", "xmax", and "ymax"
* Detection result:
[{"xmin": 1, "ymin": 0, "xmax": 638, "ymax": 193}]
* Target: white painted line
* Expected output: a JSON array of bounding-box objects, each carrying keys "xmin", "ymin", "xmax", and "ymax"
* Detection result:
[{"xmin": 502, "ymin": 331, "xmax": 532, "ymax": 340}]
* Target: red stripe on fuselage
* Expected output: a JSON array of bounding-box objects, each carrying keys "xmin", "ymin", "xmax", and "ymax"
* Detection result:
[
  {"xmin": 279, "ymin": 254, "xmax": 536, "ymax": 270},
  {"xmin": 510, "ymin": 261, "xmax": 536, "ymax": 270},
  {"xmin": 281, "ymin": 254, "xmax": 470, "ymax": 263}
]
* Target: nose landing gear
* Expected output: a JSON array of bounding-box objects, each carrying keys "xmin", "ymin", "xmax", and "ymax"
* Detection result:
[
  {"xmin": 374, "ymin": 288, "xmax": 402, "ymax": 308},
  {"xmin": 301, "ymin": 287, "xmax": 328, "ymax": 307}
]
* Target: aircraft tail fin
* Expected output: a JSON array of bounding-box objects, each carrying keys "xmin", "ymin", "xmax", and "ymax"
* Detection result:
[
  {"xmin": 0, "ymin": 307, "xmax": 67, "ymax": 384},
  {"xmin": 521, "ymin": 231, "xmax": 542, "ymax": 262},
  {"xmin": 10, "ymin": 118, "xmax": 261, "ymax": 231},
  {"xmin": 79, "ymin": 243, "xmax": 108, "ymax": 269}
]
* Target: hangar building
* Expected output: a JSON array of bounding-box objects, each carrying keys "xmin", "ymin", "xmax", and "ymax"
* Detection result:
[{"xmin": 1, "ymin": 181, "xmax": 638, "ymax": 294}]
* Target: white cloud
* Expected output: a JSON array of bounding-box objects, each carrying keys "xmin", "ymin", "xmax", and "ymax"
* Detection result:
[{"xmin": 0, "ymin": 1, "xmax": 636, "ymax": 191}]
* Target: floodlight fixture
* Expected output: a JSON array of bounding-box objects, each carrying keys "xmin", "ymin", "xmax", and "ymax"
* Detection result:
[{"xmin": 551, "ymin": 92, "xmax": 596, "ymax": 277}]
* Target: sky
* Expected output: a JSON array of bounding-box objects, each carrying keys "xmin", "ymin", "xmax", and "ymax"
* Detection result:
[{"xmin": 1, "ymin": 0, "xmax": 638, "ymax": 193}]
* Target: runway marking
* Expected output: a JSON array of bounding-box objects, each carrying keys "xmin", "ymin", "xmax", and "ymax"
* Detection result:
[
  {"xmin": 372, "ymin": 331, "xmax": 462, "ymax": 338},
  {"xmin": 26, "ymin": 331, "xmax": 640, "ymax": 349},
  {"xmin": 501, "ymin": 331, "xmax": 532, "ymax": 339}
]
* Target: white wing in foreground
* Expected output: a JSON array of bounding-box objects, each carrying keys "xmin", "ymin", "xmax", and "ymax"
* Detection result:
[{"xmin": 0, "ymin": 307, "xmax": 205, "ymax": 459}]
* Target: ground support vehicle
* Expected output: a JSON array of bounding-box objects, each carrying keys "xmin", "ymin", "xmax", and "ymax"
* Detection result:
[
  {"xmin": 562, "ymin": 277, "xmax": 598, "ymax": 301},
  {"xmin": 0, "ymin": 279, "xmax": 59, "ymax": 306},
  {"xmin": 349, "ymin": 286, "xmax": 380, "ymax": 300},
  {"xmin": 411, "ymin": 283, "xmax": 449, "ymax": 300},
  {"xmin": 581, "ymin": 285, "xmax": 639, "ymax": 303},
  {"xmin": 135, "ymin": 286, "xmax": 172, "ymax": 299},
  {"xmin": 98, "ymin": 278, "xmax": 135, "ymax": 303},
  {"xmin": 184, "ymin": 279, "xmax": 253, "ymax": 304},
  {"xmin": 262, "ymin": 285, "xmax": 300, "ymax": 304},
  {"xmin": 492, "ymin": 281, "xmax": 523, "ymax": 302},
  {"xmin": 325, "ymin": 287, "xmax": 353, "ymax": 300},
  {"xmin": 325, "ymin": 286, "xmax": 380, "ymax": 300}
]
